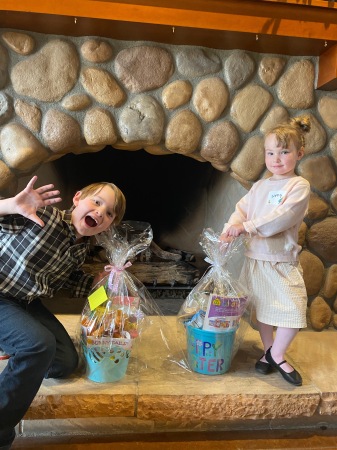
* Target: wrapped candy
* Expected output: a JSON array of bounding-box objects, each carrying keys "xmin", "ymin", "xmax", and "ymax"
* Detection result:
[
  {"xmin": 80, "ymin": 221, "xmax": 168, "ymax": 382},
  {"xmin": 177, "ymin": 229, "xmax": 250, "ymax": 375}
]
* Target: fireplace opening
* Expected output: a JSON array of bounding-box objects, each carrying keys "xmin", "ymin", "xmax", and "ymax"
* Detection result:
[
  {"xmin": 50, "ymin": 146, "xmax": 217, "ymax": 272},
  {"xmin": 53, "ymin": 146, "xmax": 214, "ymax": 247},
  {"xmin": 24, "ymin": 147, "xmax": 246, "ymax": 312},
  {"xmin": 20, "ymin": 146, "xmax": 246, "ymax": 277}
]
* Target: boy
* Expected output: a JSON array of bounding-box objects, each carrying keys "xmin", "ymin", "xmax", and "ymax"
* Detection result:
[{"xmin": 0, "ymin": 175, "xmax": 126, "ymax": 449}]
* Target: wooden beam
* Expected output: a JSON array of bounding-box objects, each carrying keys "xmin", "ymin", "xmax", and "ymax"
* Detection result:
[
  {"xmin": 318, "ymin": 44, "xmax": 337, "ymax": 90},
  {"xmin": 0, "ymin": 0, "xmax": 337, "ymax": 42},
  {"xmin": 1, "ymin": 1, "xmax": 337, "ymax": 57}
]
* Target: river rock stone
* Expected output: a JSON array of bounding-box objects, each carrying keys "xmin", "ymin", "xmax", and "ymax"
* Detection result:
[
  {"xmin": 84, "ymin": 107, "xmax": 118, "ymax": 146},
  {"xmin": 307, "ymin": 218, "xmax": 337, "ymax": 263},
  {"xmin": 62, "ymin": 94, "xmax": 92, "ymax": 111},
  {"xmin": 71, "ymin": 144, "xmax": 105, "ymax": 156},
  {"xmin": 144, "ymin": 145, "xmax": 172, "ymax": 156},
  {"xmin": 2, "ymin": 31, "xmax": 35, "ymax": 55},
  {"xmin": 81, "ymin": 67, "xmax": 126, "ymax": 107},
  {"xmin": 307, "ymin": 192, "xmax": 330, "ymax": 220},
  {"xmin": 14, "ymin": 99, "xmax": 41, "ymax": 132},
  {"xmin": 11, "ymin": 39, "xmax": 79, "ymax": 102},
  {"xmin": 0, "ymin": 123, "xmax": 48, "ymax": 171},
  {"xmin": 330, "ymin": 133, "xmax": 337, "ymax": 162},
  {"xmin": 318, "ymin": 96, "xmax": 337, "ymax": 129},
  {"xmin": 0, "ymin": 160, "xmax": 15, "ymax": 191},
  {"xmin": 42, "ymin": 109, "xmax": 81, "ymax": 153},
  {"xmin": 299, "ymin": 250, "xmax": 325, "ymax": 296},
  {"xmin": 224, "ymin": 50, "xmax": 255, "ymax": 89},
  {"xmin": 303, "ymin": 114, "xmax": 326, "ymax": 155},
  {"xmin": 298, "ymin": 155, "xmax": 337, "ymax": 192},
  {"xmin": 0, "ymin": 43, "xmax": 8, "ymax": 89},
  {"xmin": 193, "ymin": 77, "xmax": 228, "ymax": 122},
  {"xmin": 298, "ymin": 222, "xmax": 307, "ymax": 247},
  {"xmin": 277, "ymin": 60, "xmax": 315, "ymax": 109},
  {"xmin": 165, "ymin": 110, "xmax": 202, "ymax": 154},
  {"xmin": 230, "ymin": 172, "xmax": 253, "ymax": 190},
  {"xmin": 258, "ymin": 56, "xmax": 286, "ymax": 86},
  {"xmin": 162, "ymin": 80, "xmax": 192, "ymax": 109},
  {"xmin": 260, "ymin": 106, "xmax": 289, "ymax": 134},
  {"xmin": 186, "ymin": 151, "xmax": 207, "ymax": 163},
  {"xmin": 210, "ymin": 161, "xmax": 230, "ymax": 172},
  {"xmin": 231, "ymin": 85, "xmax": 273, "ymax": 132},
  {"xmin": 333, "ymin": 312, "xmax": 337, "ymax": 329},
  {"xmin": 323, "ymin": 265, "xmax": 337, "ymax": 299},
  {"xmin": 176, "ymin": 48, "xmax": 221, "ymax": 78},
  {"xmin": 120, "ymin": 95, "xmax": 164, "ymax": 145},
  {"xmin": 230, "ymin": 135, "xmax": 265, "ymax": 181},
  {"xmin": 81, "ymin": 39, "xmax": 113, "ymax": 62},
  {"xmin": 0, "ymin": 93, "xmax": 13, "ymax": 125},
  {"xmin": 309, "ymin": 296, "xmax": 332, "ymax": 331},
  {"xmin": 331, "ymin": 187, "xmax": 337, "ymax": 212},
  {"xmin": 201, "ymin": 121, "xmax": 239, "ymax": 166},
  {"xmin": 115, "ymin": 45, "xmax": 174, "ymax": 92}
]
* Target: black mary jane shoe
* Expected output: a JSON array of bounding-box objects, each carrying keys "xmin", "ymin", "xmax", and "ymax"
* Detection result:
[
  {"xmin": 265, "ymin": 347, "xmax": 302, "ymax": 386},
  {"xmin": 255, "ymin": 355, "xmax": 273, "ymax": 375}
]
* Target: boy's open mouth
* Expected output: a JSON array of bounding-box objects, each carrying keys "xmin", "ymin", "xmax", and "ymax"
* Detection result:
[{"xmin": 85, "ymin": 216, "xmax": 97, "ymax": 227}]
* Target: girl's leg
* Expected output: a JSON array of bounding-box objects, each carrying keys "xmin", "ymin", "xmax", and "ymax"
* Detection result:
[
  {"xmin": 270, "ymin": 327, "xmax": 299, "ymax": 373},
  {"xmin": 256, "ymin": 320, "xmax": 274, "ymax": 362}
]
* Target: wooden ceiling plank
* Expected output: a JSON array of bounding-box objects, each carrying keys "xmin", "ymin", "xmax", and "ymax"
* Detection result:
[{"xmin": 1, "ymin": 0, "xmax": 337, "ymax": 42}]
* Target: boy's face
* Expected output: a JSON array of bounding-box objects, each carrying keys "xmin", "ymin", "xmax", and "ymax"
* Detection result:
[{"xmin": 71, "ymin": 186, "xmax": 116, "ymax": 238}]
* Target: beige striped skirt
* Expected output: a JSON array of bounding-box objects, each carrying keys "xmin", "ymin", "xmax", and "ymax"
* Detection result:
[{"xmin": 240, "ymin": 258, "xmax": 307, "ymax": 329}]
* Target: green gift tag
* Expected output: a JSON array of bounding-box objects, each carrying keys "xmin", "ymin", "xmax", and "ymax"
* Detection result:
[{"xmin": 88, "ymin": 285, "xmax": 108, "ymax": 311}]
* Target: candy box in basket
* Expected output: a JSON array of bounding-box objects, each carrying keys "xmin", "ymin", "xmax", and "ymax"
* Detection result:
[{"xmin": 203, "ymin": 293, "xmax": 248, "ymax": 332}]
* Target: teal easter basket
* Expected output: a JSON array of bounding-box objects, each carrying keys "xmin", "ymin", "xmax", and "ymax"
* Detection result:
[{"xmin": 186, "ymin": 325, "xmax": 236, "ymax": 375}]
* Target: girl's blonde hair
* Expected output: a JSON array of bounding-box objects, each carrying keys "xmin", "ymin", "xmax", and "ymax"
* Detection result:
[
  {"xmin": 77, "ymin": 182, "xmax": 126, "ymax": 225},
  {"xmin": 267, "ymin": 115, "xmax": 311, "ymax": 151}
]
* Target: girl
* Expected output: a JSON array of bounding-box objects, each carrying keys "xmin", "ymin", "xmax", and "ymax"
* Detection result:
[{"xmin": 220, "ymin": 116, "xmax": 311, "ymax": 386}]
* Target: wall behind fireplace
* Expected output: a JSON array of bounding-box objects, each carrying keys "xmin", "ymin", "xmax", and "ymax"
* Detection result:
[{"xmin": 0, "ymin": 29, "xmax": 336, "ymax": 330}]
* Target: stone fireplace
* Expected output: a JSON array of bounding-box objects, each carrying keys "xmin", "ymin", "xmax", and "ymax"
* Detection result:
[{"xmin": 0, "ymin": 2, "xmax": 336, "ymax": 330}]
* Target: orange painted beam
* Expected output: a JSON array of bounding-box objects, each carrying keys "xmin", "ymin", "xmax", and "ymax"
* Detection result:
[{"xmin": 1, "ymin": 0, "xmax": 337, "ymax": 42}]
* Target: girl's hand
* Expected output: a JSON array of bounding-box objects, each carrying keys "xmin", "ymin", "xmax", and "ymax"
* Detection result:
[
  {"xmin": 222, "ymin": 223, "xmax": 246, "ymax": 238},
  {"xmin": 14, "ymin": 176, "xmax": 62, "ymax": 227},
  {"xmin": 219, "ymin": 234, "xmax": 234, "ymax": 244}
]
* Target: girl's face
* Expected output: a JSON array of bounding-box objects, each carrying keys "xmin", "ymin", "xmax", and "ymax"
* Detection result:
[
  {"xmin": 71, "ymin": 185, "xmax": 116, "ymax": 238},
  {"xmin": 264, "ymin": 133, "xmax": 304, "ymax": 180}
]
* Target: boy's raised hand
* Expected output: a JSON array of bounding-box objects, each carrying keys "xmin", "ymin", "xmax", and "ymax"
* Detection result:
[{"xmin": 14, "ymin": 176, "xmax": 62, "ymax": 227}]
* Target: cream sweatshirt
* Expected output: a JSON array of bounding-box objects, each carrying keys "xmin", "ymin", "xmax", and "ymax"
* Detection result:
[{"xmin": 222, "ymin": 176, "xmax": 310, "ymax": 262}]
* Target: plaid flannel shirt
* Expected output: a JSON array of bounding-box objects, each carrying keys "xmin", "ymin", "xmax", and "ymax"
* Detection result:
[{"xmin": 0, "ymin": 206, "xmax": 94, "ymax": 301}]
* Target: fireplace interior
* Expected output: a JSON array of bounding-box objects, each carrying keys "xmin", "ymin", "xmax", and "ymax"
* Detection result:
[{"xmin": 22, "ymin": 147, "xmax": 245, "ymax": 312}]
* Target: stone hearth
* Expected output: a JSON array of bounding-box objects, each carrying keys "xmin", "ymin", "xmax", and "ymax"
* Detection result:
[{"xmin": 3, "ymin": 314, "xmax": 337, "ymax": 446}]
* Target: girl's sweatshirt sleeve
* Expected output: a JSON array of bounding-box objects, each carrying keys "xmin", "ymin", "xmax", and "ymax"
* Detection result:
[{"xmin": 243, "ymin": 180, "xmax": 310, "ymax": 237}]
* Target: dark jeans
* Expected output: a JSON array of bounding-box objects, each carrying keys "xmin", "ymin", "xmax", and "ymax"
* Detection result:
[{"xmin": 0, "ymin": 295, "xmax": 78, "ymax": 447}]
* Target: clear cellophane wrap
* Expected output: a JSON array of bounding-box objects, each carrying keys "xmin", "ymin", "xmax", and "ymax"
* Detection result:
[
  {"xmin": 79, "ymin": 221, "xmax": 180, "ymax": 379},
  {"xmin": 176, "ymin": 229, "xmax": 250, "ymax": 371}
]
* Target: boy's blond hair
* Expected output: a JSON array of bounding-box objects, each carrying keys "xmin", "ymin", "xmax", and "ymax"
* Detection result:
[
  {"xmin": 267, "ymin": 115, "xmax": 311, "ymax": 151},
  {"xmin": 77, "ymin": 182, "xmax": 126, "ymax": 225}
]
